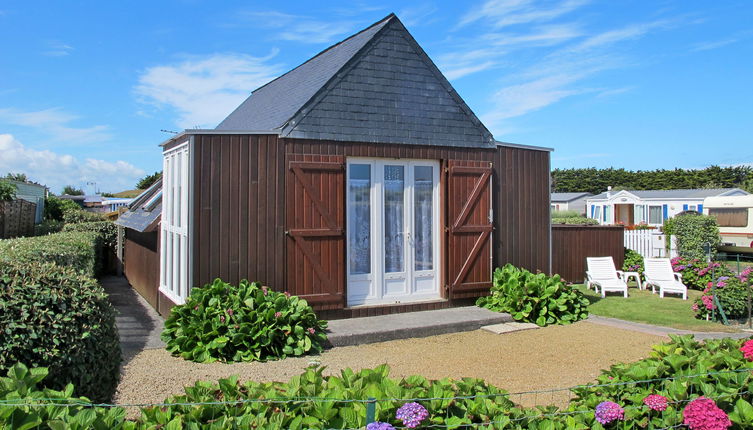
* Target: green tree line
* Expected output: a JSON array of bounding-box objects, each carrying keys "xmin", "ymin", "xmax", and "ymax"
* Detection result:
[{"xmin": 551, "ymin": 165, "xmax": 753, "ymax": 194}]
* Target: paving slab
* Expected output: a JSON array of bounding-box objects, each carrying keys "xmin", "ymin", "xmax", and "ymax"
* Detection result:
[
  {"xmin": 587, "ymin": 315, "xmax": 752, "ymax": 340},
  {"xmin": 481, "ymin": 322, "xmax": 540, "ymax": 334},
  {"xmin": 101, "ymin": 276, "xmax": 166, "ymax": 365},
  {"xmin": 326, "ymin": 306, "xmax": 512, "ymax": 347}
]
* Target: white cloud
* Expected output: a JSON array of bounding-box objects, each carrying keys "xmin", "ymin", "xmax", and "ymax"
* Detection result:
[
  {"xmin": 692, "ymin": 38, "xmax": 739, "ymax": 52},
  {"xmin": 0, "ymin": 134, "xmax": 144, "ymax": 193},
  {"xmin": 459, "ymin": 0, "xmax": 589, "ymax": 28},
  {"xmin": 0, "ymin": 107, "xmax": 111, "ymax": 142},
  {"xmin": 236, "ymin": 11, "xmax": 361, "ymax": 44},
  {"xmin": 398, "ymin": 4, "xmax": 439, "ymax": 27},
  {"xmin": 571, "ymin": 20, "xmax": 671, "ymax": 51},
  {"xmin": 42, "ymin": 41, "xmax": 74, "ymax": 57},
  {"xmin": 135, "ymin": 53, "xmax": 284, "ymax": 129}
]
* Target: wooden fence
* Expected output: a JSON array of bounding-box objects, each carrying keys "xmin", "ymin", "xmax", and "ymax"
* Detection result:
[
  {"xmin": 0, "ymin": 200, "xmax": 36, "ymax": 239},
  {"xmin": 551, "ymin": 225, "xmax": 625, "ymax": 284}
]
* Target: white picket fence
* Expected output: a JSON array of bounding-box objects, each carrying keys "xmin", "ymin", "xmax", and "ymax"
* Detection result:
[{"xmin": 624, "ymin": 229, "xmax": 678, "ymax": 259}]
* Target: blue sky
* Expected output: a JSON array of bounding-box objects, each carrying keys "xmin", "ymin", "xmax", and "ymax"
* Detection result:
[{"xmin": 1, "ymin": 1, "xmax": 751, "ymax": 193}]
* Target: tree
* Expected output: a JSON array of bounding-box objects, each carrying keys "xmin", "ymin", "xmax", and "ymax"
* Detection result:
[
  {"xmin": 62, "ymin": 185, "xmax": 84, "ymax": 196},
  {"xmin": 0, "ymin": 180, "xmax": 17, "ymax": 201},
  {"xmin": 136, "ymin": 171, "xmax": 162, "ymax": 189},
  {"xmin": 44, "ymin": 195, "xmax": 82, "ymax": 221},
  {"xmin": 4, "ymin": 173, "xmax": 28, "ymax": 182}
]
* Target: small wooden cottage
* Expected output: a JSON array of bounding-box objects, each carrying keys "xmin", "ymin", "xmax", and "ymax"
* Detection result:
[{"xmin": 120, "ymin": 13, "xmax": 552, "ymax": 318}]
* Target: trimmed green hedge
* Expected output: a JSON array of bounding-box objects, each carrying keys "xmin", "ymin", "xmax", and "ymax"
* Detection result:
[
  {"xmin": 551, "ymin": 216, "xmax": 599, "ymax": 225},
  {"xmin": 0, "ymin": 231, "xmax": 101, "ymax": 277},
  {"xmin": 0, "ymin": 261, "xmax": 121, "ymax": 402},
  {"xmin": 62, "ymin": 208, "xmax": 106, "ymax": 224},
  {"xmin": 63, "ymin": 221, "xmax": 117, "ymax": 249}
]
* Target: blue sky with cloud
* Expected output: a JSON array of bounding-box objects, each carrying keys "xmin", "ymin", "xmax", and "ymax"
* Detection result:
[{"xmin": 0, "ymin": 1, "xmax": 751, "ymax": 192}]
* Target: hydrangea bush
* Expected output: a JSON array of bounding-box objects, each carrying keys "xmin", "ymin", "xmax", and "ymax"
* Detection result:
[
  {"xmin": 162, "ymin": 279, "xmax": 328, "ymax": 362},
  {"xmin": 692, "ymin": 273, "xmax": 753, "ymax": 320},
  {"xmin": 671, "ymin": 257, "xmax": 732, "ymax": 290}
]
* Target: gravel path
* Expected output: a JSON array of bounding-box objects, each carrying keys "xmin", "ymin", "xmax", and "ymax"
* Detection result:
[{"xmin": 115, "ymin": 321, "xmax": 663, "ymax": 414}]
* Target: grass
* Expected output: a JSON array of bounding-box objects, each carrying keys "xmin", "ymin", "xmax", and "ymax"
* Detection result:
[{"xmin": 576, "ymin": 284, "xmax": 741, "ymax": 333}]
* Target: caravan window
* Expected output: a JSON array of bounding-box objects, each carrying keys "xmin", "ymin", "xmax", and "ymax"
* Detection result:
[
  {"xmin": 648, "ymin": 206, "xmax": 663, "ymax": 224},
  {"xmin": 592, "ymin": 205, "xmax": 601, "ymax": 221},
  {"xmin": 709, "ymin": 208, "xmax": 748, "ymax": 227}
]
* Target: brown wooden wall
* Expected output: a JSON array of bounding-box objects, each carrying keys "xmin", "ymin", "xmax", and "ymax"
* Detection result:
[
  {"xmin": 551, "ymin": 225, "xmax": 625, "ymax": 283},
  {"xmin": 189, "ymin": 134, "xmax": 552, "ymax": 313},
  {"xmin": 192, "ymin": 134, "xmax": 286, "ymax": 289},
  {"xmin": 494, "ymin": 146, "xmax": 551, "ymax": 274},
  {"xmin": 124, "ymin": 229, "xmax": 160, "ymax": 309}
]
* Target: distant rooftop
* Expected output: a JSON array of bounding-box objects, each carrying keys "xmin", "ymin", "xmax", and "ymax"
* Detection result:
[
  {"xmin": 551, "ymin": 192, "xmax": 593, "ymax": 202},
  {"xmin": 590, "ymin": 188, "xmax": 749, "ymax": 200}
]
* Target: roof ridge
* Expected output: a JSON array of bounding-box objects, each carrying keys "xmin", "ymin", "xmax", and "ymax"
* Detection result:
[{"xmin": 248, "ymin": 13, "xmax": 396, "ymax": 96}]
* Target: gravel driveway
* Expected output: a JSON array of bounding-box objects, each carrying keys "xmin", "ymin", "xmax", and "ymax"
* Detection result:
[{"xmin": 115, "ymin": 321, "xmax": 663, "ymax": 414}]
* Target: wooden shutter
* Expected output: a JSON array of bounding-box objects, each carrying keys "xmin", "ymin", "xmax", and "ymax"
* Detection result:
[
  {"xmin": 446, "ymin": 160, "xmax": 493, "ymax": 298},
  {"xmin": 285, "ymin": 155, "xmax": 345, "ymax": 309}
]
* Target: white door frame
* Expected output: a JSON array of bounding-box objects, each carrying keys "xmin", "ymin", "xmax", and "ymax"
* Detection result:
[{"xmin": 346, "ymin": 158, "xmax": 441, "ymax": 306}]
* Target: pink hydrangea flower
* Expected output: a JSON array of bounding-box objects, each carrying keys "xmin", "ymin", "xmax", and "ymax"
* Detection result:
[
  {"xmin": 683, "ymin": 397, "xmax": 731, "ymax": 430},
  {"xmin": 595, "ymin": 401, "xmax": 624, "ymax": 425},
  {"xmin": 692, "ymin": 303, "xmax": 699, "ymax": 312},
  {"xmin": 701, "ymin": 295, "xmax": 715, "ymax": 310},
  {"xmin": 274, "ymin": 311, "xmax": 282, "ymax": 318},
  {"xmin": 307, "ymin": 327, "xmax": 316, "ymax": 334},
  {"xmin": 741, "ymin": 339, "xmax": 753, "ymax": 361},
  {"xmin": 643, "ymin": 394, "xmax": 668, "ymax": 411}
]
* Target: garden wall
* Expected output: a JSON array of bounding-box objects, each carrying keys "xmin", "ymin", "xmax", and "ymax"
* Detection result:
[{"xmin": 551, "ymin": 225, "xmax": 625, "ymax": 283}]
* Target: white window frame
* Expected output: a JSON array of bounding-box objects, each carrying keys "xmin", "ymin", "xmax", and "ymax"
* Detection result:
[
  {"xmin": 160, "ymin": 142, "xmax": 190, "ymax": 305},
  {"xmin": 648, "ymin": 205, "xmax": 663, "ymax": 225},
  {"xmin": 592, "ymin": 205, "xmax": 602, "ymax": 223}
]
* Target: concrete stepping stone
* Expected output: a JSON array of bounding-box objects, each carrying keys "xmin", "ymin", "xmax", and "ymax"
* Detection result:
[{"xmin": 481, "ymin": 322, "xmax": 540, "ymax": 334}]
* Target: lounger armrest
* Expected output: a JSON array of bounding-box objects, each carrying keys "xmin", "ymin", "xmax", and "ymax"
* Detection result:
[
  {"xmin": 616, "ymin": 270, "xmax": 625, "ymax": 279},
  {"xmin": 585, "ymin": 271, "xmax": 593, "ymax": 281},
  {"xmin": 674, "ymin": 272, "xmax": 683, "ymax": 281}
]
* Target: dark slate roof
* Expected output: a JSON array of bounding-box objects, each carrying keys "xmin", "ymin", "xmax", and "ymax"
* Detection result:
[
  {"xmin": 217, "ymin": 16, "xmax": 391, "ymax": 131},
  {"xmin": 216, "ymin": 13, "xmax": 494, "ymax": 149},
  {"xmin": 114, "ymin": 180, "xmax": 162, "ymax": 232},
  {"xmin": 590, "ymin": 188, "xmax": 749, "ymax": 200},
  {"xmin": 551, "ymin": 192, "xmax": 592, "ymax": 202}
]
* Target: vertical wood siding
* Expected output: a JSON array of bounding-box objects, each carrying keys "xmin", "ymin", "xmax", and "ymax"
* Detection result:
[
  {"xmin": 493, "ymin": 146, "xmax": 551, "ymax": 273},
  {"xmin": 192, "ymin": 134, "xmax": 286, "ymax": 289},
  {"xmin": 189, "ymin": 135, "xmax": 552, "ymax": 314},
  {"xmin": 124, "ymin": 230, "xmax": 160, "ymax": 310},
  {"xmin": 551, "ymin": 225, "xmax": 625, "ymax": 283}
]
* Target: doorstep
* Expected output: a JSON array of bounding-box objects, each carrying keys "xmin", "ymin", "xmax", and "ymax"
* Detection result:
[{"xmin": 326, "ymin": 306, "xmax": 512, "ymax": 347}]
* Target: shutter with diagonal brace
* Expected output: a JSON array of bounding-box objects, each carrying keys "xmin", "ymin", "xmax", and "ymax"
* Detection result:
[
  {"xmin": 286, "ymin": 155, "xmax": 345, "ymax": 309},
  {"xmin": 447, "ymin": 160, "xmax": 493, "ymax": 298}
]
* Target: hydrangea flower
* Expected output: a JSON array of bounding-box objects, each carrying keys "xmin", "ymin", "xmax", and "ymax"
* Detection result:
[
  {"xmin": 307, "ymin": 327, "xmax": 316, "ymax": 334},
  {"xmin": 741, "ymin": 339, "xmax": 753, "ymax": 361},
  {"xmin": 643, "ymin": 394, "xmax": 668, "ymax": 411},
  {"xmin": 683, "ymin": 397, "xmax": 731, "ymax": 430},
  {"xmin": 594, "ymin": 401, "xmax": 624, "ymax": 425},
  {"xmin": 366, "ymin": 422, "xmax": 395, "ymax": 430},
  {"xmin": 274, "ymin": 311, "xmax": 282, "ymax": 318},
  {"xmin": 396, "ymin": 402, "xmax": 429, "ymax": 428},
  {"xmin": 701, "ymin": 295, "xmax": 715, "ymax": 310}
]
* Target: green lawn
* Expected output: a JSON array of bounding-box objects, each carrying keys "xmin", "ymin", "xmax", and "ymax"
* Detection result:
[{"xmin": 576, "ymin": 284, "xmax": 740, "ymax": 333}]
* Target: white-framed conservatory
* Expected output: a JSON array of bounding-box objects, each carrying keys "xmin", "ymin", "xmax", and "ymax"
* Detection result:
[{"xmin": 159, "ymin": 140, "xmax": 191, "ymax": 305}]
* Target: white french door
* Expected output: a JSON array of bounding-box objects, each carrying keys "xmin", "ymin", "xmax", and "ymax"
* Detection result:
[{"xmin": 346, "ymin": 158, "xmax": 440, "ymax": 306}]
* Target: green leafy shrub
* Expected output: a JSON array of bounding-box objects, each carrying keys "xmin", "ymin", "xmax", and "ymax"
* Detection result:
[
  {"xmin": 569, "ymin": 334, "xmax": 753, "ymax": 428},
  {"xmin": 477, "ymin": 264, "xmax": 590, "ymax": 326},
  {"xmin": 693, "ymin": 274, "xmax": 753, "ymax": 320},
  {"xmin": 670, "ymin": 256, "xmax": 733, "ymax": 290},
  {"xmin": 33, "ymin": 219, "xmax": 65, "ymax": 236},
  {"xmin": 0, "ymin": 262, "xmax": 121, "ymax": 402},
  {"xmin": 0, "ymin": 180, "xmax": 16, "ymax": 201},
  {"xmin": 162, "ymin": 279, "xmax": 329, "ymax": 363},
  {"xmin": 622, "ymin": 248, "xmax": 645, "ymax": 280},
  {"xmin": 551, "ymin": 209, "xmax": 581, "ymax": 218},
  {"xmin": 551, "ymin": 216, "xmax": 599, "ymax": 225},
  {"xmin": 63, "ymin": 221, "xmax": 117, "ymax": 249},
  {"xmin": 43, "ymin": 195, "xmax": 82, "ymax": 221},
  {"xmin": 0, "ymin": 364, "xmax": 130, "ymax": 429},
  {"xmin": 63, "ymin": 208, "xmax": 105, "ymax": 224},
  {"xmin": 0, "ymin": 231, "xmax": 101, "ymax": 277},
  {"xmin": 665, "ymin": 214, "xmax": 721, "ymax": 260}
]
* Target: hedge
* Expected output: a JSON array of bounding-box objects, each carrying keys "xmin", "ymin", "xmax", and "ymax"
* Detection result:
[
  {"xmin": 0, "ymin": 261, "xmax": 121, "ymax": 402},
  {"xmin": 63, "ymin": 221, "xmax": 117, "ymax": 249},
  {"xmin": 0, "ymin": 231, "xmax": 103, "ymax": 277}
]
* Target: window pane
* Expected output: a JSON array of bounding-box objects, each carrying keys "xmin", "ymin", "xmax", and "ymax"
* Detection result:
[
  {"xmin": 414, "ymin": 166, "xmax": 433, "ymax": 271},
  {"xmin": 709, "ymin": 208, "xmax": 748, "ymax": 227},
  {"xmin": 348, "ymin": 164, "xmax": 371, "ymax": 275},
  {"xmin": 593, "ymin": 206, "xmax": 601, "ymax": 221},
  {"xmin": 384, "ymin": 165, "xmax": 405, "ymax": 273},
  {"xmin": 649, "ymin": 206, "xmax": 663, "ymax": 224}
]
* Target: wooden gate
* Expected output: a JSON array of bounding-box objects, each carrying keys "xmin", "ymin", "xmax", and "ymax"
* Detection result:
[
  {"xmin": 285, "ymin": 155, "xmax": 345, "ymax": 309},
  {"xmin": 446, "ymin": 160, "xmax": 493, "ymax": 298}
]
